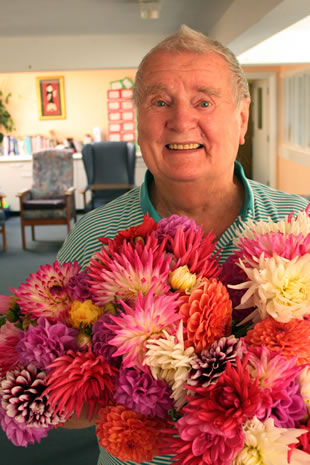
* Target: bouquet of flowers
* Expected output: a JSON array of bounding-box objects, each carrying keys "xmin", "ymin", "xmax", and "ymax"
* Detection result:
[{"xmin": 0, "ymin": 211, "xmax": 309, "ymax": 465}]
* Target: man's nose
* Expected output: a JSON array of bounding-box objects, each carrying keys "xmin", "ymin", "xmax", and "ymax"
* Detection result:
[{"xmin": 166, "ymin": 103, "xmax": 198, "ymax": 132}]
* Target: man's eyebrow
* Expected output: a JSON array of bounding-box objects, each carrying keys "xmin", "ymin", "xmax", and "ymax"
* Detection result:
[
  {"xmin": 142, "ymin": 84, "xmax": 169, "ymax": 96},
  {"xmin": 196, "ymin": 86, "xmax": 221, "ymax": 97}
]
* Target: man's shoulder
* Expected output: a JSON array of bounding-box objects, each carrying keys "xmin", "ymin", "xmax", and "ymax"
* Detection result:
[{"xmin": 248, "ymin": 179, "xmax": 309, "ymax": 219}]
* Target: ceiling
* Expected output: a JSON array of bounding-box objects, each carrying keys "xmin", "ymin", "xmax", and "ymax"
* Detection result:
[{"xmin": 0, "ymin": 0, "xmax": 233, "ymax": 37}]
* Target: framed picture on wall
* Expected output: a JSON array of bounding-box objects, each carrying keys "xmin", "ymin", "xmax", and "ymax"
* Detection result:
[{"xmin": 36, "ymin": 76, "xmax": 66, "ymax": 120}]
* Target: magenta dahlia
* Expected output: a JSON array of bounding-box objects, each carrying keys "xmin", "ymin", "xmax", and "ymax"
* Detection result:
[
  {"xmin": 16, "ymin": 317, "xmax": 79, "ymax": 370},
  {"xmin": 114, "ymin": 367, "xmax": 173, "ymax": 418},
  {"xmin": 0, "ymin": 321, "xmax": 20, "ymax": 377},
  {"xmin": 67, "ymin": 270, "xmax": 92, "ymax": 302},
  {"xmin": 92, "ymin": 314, "xmax": 121, "ymax": 367}
]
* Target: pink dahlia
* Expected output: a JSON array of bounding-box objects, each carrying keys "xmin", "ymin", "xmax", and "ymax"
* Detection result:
[
  {"xmin": 0, "ymin": 404, "xmax": 49, "ymax": 447},
  {"xmin": 114, "ymin": 367, "xmax": 173, "ymax": 418},
  {"xmin": 165, "ymin": 222, "xmax": 221, "ymax": 278},
  {"xmin": 160, "ymin": 420, "xmax": 244, "ymax": 465},
  {"xmin": 106, "ymin": 289, "xmax": 182, "ymax": 370},
  {"xmin": 43, "ymin": 349, "xmax": 118, "ymax": 421},
  {"xmin": 156, "ymin": 214, "xmax": 199, "ymax": 242},
  {"xmin": 11, "ymin": 260, "xmax": 81, "ymax": 323},
  {"xmin": 0, "ymin": 321, "xmax": 21, "ymax": 376},
  {"xmin": 185, "ymin": 357, "xmax": 262, "ymax": 436},
  {"xmin": 16, "ymin": 317, "xmax": 79, "ymax": 370},
  {"xmin": 0, "ymin": 295, "xmax": 18, "ymax": 315},
  {"xmin": 88, "ymin": 236, "xmax": 172, "ymax": 306}
]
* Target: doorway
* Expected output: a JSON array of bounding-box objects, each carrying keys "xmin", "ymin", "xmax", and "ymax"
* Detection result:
[{"xmin": 237, "ymin": 72, "xmax": 277, "ymax": 188}]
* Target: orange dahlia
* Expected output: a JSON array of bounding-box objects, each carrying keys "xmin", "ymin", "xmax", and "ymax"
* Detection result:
[
  {"xmin": 179, "ymin": 278, "xmax": 232, "ymax": 354},
  {"xmin": 245, "ymin": 316, "xmax": 310, "ymax": 365},
  {"xmin": 96, "ymin": 404, "xmax": 168, "ymax": 462}
]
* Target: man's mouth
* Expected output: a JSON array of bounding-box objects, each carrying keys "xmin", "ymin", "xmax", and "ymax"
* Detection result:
[{"xmin": 166, "ymin": 143, "xmax": 203, "ymax": 150}]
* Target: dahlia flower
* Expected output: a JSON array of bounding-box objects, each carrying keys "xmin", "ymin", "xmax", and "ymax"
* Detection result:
[
  {"xmin": 156, "ymin": 214, "xmax": 199, "ymax": 240},
  {"xmin": 69, "ymin": 299, "xmax": 103, "ymax": 329},
  {"xmin": 179, "ymin": 278, "xmax": 232, "ymax": 354},
  {"xmin": 96, "ymin": 404, "xmax": 168, "ymax": 463},
  {"xmin": 144, "ymin": 321, "xmax": 195, "ymax": 409},
  {"xmin": 234, "ymin": 254, "xmax": 310, "ymax": 323},
  {"xmin": 298, "ymin": 366, "xmax": 310, "ymax": 413},
  {"xmin": 185, "ymin": 357, "xmax": 262, "ymax": 436},
  {"xmin": 11, "ymin": 260, "xmax": 81, "ymax": 323},
  {"xmin": 88, "ymin": 237, "xmax": 172, "ymax": 306},
  {"xmin": 169, "ymin": 265, "xmax": 197, "ymax": 291},
  {"xmin": 91, "ymin": 314, "xmax": 121, "ymax": 367},
  {"xmin": 114, "ymin": 367, "xmax": 173, "ymax": 418},
  {"xmin": 160, "ymin": 417, "xmax": 244, "ymax": 465},
  {"xmin": 0, "ymin": 404, "xmax": 49, "ymax": 447},
  {"xmin": 0, "ymin": 295, "xmax": 18, "ymax": 315},
  {"xmin": 232, "ymin": 417, "xmax": 310, "ymax": 465},
  {"xmin": 188, "ymin": 335, "xmax": 244, "ymax": 388},
  {"xmin": 100, "ymin": 212, "xmax": 158, "ymax": 250},
  {"xmin": 43, "ymin": 349, "xmax": 118, "ymax": 421},
  {"xmin": 1, "ymin": 364, "xmax": 61, "ymax": 428},
  {"xmin": 16, "ymin": 317, "xmax": 79, "ymax": 370},
  {"xmin": 67, "ymin": 270, "xmax": 92, "ymax": 301},
  {"xmin": 245, "ymin": 317, "xmax": 310, "ymax": 365},
  {"xmin": 220, "ymin": 255, "xmax": 255, "ymax": 321},
  {"xmin": 234, "ymin": 231, "xmax": 310, "ymax": 267},
  {"xmin": 247, "ymin": 346, "xmax": 306, "ymax": 427},
  {"xmin": 0, "ymin": 321, "xmax": 20, "ymax": 376},
  {"xmin": 234, "ymin": 208, "xmax": 310, "ymax": 244},
  {"xmin": 165, "ymin": 222, "xmax": 220, "ymax": 278},
  {"xmin": 107, "ymin": 289, "xmax": 182, "ymax": 371}
]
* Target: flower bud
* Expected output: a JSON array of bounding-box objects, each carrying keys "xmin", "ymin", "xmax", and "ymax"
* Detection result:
[{"xmin": 169, "ymin": 265, "xmax": 197, "ymax": 291}]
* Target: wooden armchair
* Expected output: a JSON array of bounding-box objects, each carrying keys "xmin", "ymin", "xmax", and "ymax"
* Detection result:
[{"xmin": 17, "ymin": 149, "xmax": 77, "ymax": 249}]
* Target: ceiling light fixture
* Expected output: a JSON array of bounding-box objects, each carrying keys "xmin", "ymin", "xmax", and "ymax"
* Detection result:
[{"xmin": 139, "ymin": 0, "xmax": 161, "ymax": 20}]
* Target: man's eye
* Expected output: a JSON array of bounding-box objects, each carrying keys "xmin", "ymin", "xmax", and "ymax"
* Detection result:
[
  {"xmin": 154, "ymin": 100, "xmax": 167, "ymax": 107},
  {"xmin": 199, "ymin": 100, "xmax": 210, "ymax": 108}
]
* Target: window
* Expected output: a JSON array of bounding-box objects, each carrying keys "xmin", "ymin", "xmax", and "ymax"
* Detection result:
[{"xmin": 282, "ymin": 70, "xmax": 310, "ymax": 149}]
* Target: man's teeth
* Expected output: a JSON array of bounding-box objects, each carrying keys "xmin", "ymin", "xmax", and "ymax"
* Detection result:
[{"xmin": 168, "ymin": 143, "xmax": 201, "ymax": 150}]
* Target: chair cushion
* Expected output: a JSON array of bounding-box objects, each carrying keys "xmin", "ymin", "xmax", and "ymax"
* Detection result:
[{"xmin": 23, "ymin": 198, "xmax": 66, "ymax": 210}]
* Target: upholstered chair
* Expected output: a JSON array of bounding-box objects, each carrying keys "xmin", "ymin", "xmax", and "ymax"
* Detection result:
[
  {"xmin": 17, "ymin": 149, "xmax": 77, "ymax": 249},
  {"xmin": 81, "ymin": 141, "xmax": 136, "ymax": 211}
]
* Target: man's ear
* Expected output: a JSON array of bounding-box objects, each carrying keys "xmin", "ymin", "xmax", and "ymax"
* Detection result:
[{"xmin": 239, "ymin": 98, "xmax": 251, "ymax": 145}]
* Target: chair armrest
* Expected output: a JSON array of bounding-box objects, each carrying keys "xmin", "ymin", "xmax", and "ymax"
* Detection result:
[
  {"xmin": 65, "ymin": 186, "xmax": 75, "ymax": 196},
  {"xmin": 90, "ymin": 183, "xmax": 134, "ymax": 191},
  {"xmin": 80, "ymin": 185, "xmax": 91, "ymax": 194},
  {"xmin": 16, "ymin": 189, "xmax": 31, "ymax": 200},
  {"xmin": 0, "ymin": 193, "xmax": 5, "ymax": 209}
]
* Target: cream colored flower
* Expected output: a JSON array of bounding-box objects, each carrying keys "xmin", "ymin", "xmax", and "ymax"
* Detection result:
[
  {"xmin": 233, "ymin": 417, "xmax": 309, "ymax": 465},
  {"xmin": 234, "ymin": 254, "xmax": 310, "ymax": 323},
  {"xmin": 298, "ymin": 365, "xmax": 310, "ymax": 413},
  {"xmin": 144, "ymin": 321, "xmax": 194, "ymax": 410},
  {"xmin": 234, "ymin": 210, "xmax": 310, "ymax": 247},
  {"xmin": 168, "ymin": 265, "xmax": 197, "ymax": 291}
]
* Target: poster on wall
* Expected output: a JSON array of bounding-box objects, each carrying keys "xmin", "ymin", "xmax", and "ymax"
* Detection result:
[{"xmin": 36, "ymin": 76, "xmax": 66, "ymax": 120}]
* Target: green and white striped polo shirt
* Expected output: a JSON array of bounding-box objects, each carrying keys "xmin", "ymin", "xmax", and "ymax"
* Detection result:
[{"xmin": 57, "ymin": 161, "xmax": 309, "ymax": 270}]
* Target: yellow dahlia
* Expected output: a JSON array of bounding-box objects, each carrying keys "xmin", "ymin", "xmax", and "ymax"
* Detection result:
[
  {"xmin": 245, "ymin": 317, "xmax": 310, "ymax": 366},
  {"xmin": 168, "ymin": 265, "xmax": 197, "ymax": 291},
  {"xmin": 69, "ymin": 300, "xmax": 103, "ymax": 329}
]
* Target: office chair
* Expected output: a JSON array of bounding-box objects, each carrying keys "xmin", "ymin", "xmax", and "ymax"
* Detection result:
[
  {"xmin": 0, "ymin": 193, "xmax": 7, "ymax": 251},
  {"xmin": 81, "ymin": 141, "xmax": 136, "ymax": 211},
  {"xmin": 17, "ymin": 149, "xmax": 77, "ymax": 249}
]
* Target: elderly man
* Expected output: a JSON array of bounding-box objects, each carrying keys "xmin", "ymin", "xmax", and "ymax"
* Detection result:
[{"xmin": 57, "ymin": 25, "xmax": 308, "ymax": 465}]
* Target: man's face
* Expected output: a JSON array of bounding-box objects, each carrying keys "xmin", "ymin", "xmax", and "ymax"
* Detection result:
[{"xmin": 137, "ymin": 51, "xmax": 250, "ymax": 187}]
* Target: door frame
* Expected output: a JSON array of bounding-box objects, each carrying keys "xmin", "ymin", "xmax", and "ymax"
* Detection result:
[{"xmin": 245, "ymin": 72, "xmax": 277, "ymax": 188}]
